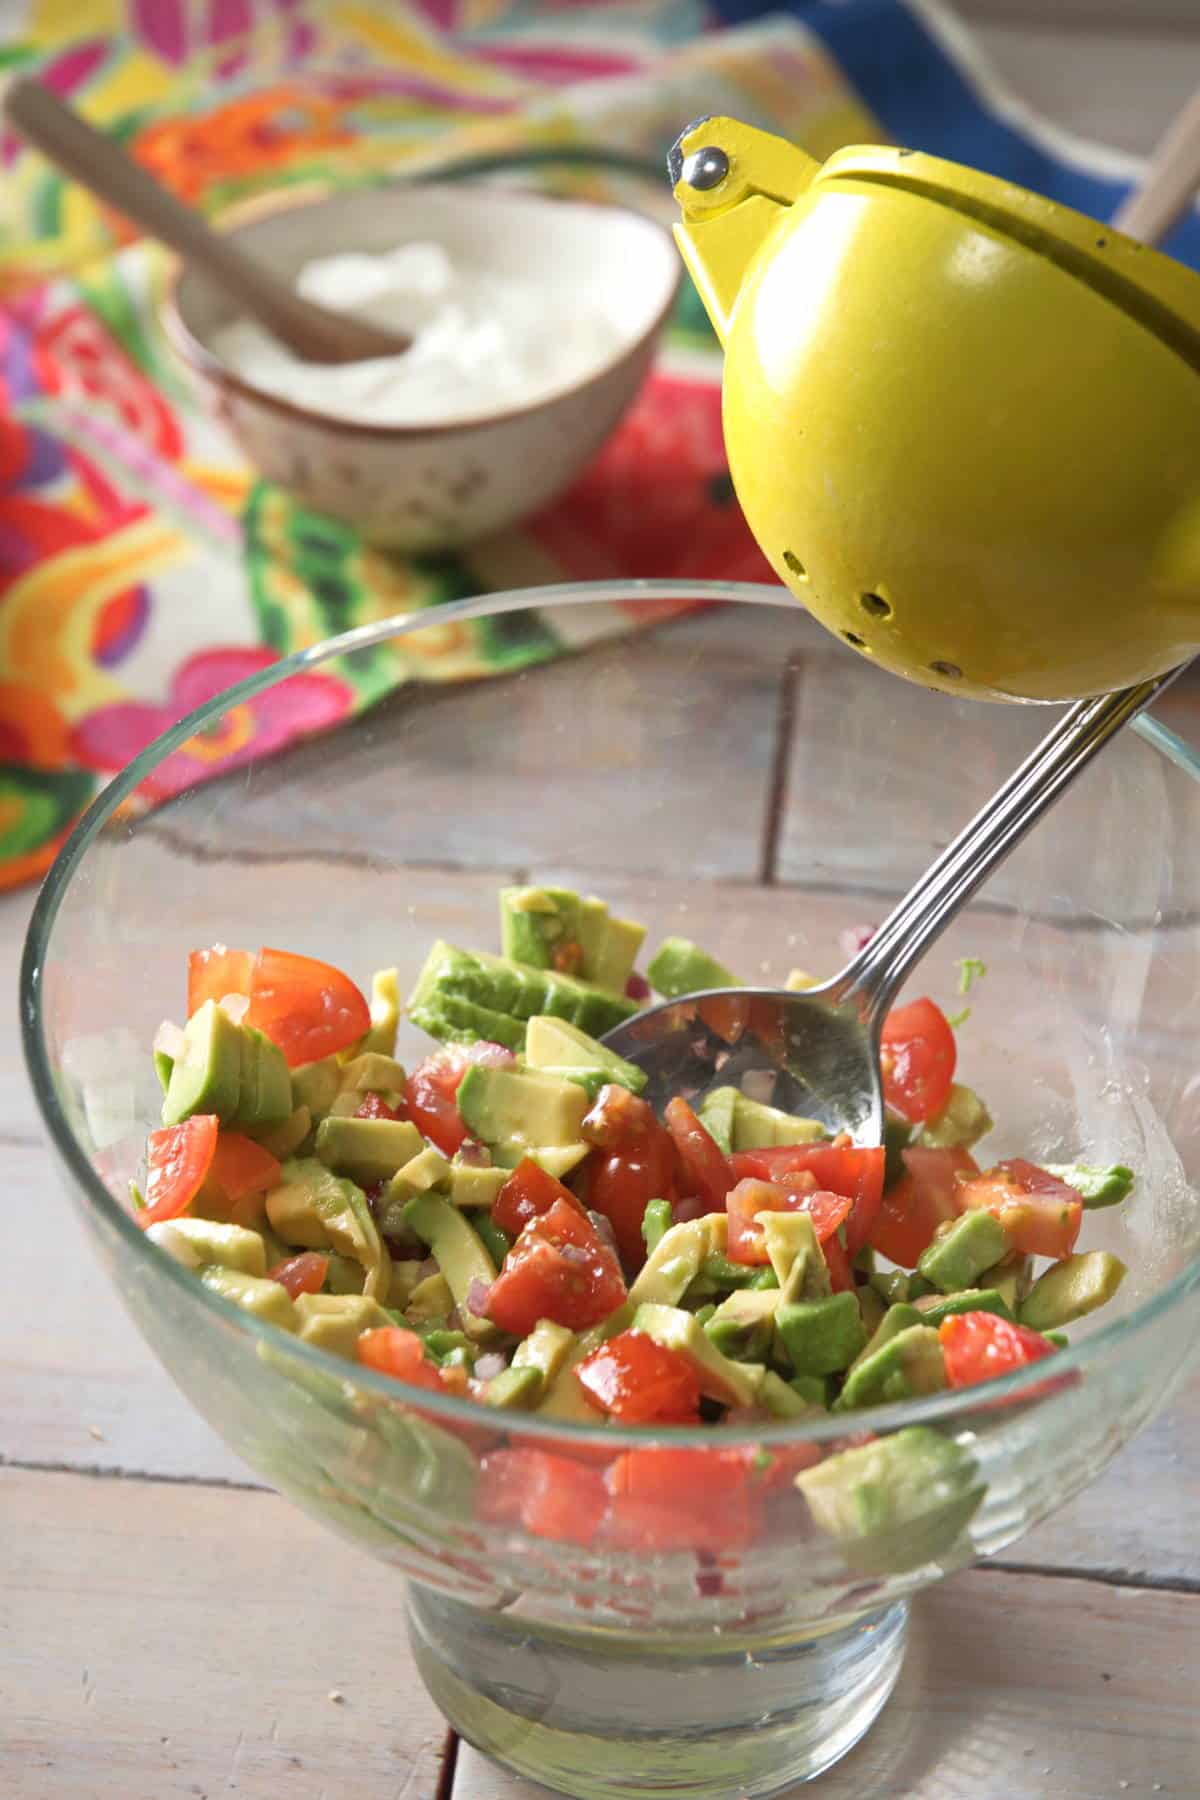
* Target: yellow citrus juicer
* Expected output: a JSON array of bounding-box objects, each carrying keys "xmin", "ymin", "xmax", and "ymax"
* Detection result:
[{"xmin": 669, "ymin": 116, "xmax": 1200, "ymax": 702}]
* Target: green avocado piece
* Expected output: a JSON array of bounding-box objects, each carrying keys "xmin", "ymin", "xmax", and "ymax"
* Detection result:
[
  {"xmin": 915, "ymin": 1084, "xmax": 994, "ymax": 1150},
  {"xmin": 153, "ymin": 1049, "xmax": 174, "ymax": 1094},
  {"xmin": 790, "ymin": 1372, "xmax": 833, "ymax": 1409},
  {"xmin": 857, "ymin": 1283, "xmax": 886, "ymax": 1340},
  {"xmin": 534, "ymin": 1065, "xmax": 635, "ymax": 1103},
  {"xmin": 869, "ymin": 1268, "xmax": 912, "ymax": 1307},
  {"xmin": 145, "ymin": 1217, "xmax": 268, "ymax": 1276},
  {"xmin": 913, "ymin": 1287, "xmax": 1013, "ymax": 1327},
  {"xmin": 836, "ymin": 1324, "xmax": 946, "ymax": 1410},
  {"xmin": 760, "ymin": 1211, "xmax": 831, "ymax": 1301},
  {"xmin": 776, "ymin": 1292, "xmax": 867, "ymax": 1376},
  {"xmin": 265, "ymin": 1157, "xmax": 391, "ymax": 1301},
  {"xmin": 641, "ymin": 1197, "xmax": 673, "ymax": 1256},
  {"xmin": 254, "ymin": 1104, "xmax": 313, "ymax": 1161},
  {"xmin": 524, "ymin": 1144, "xmax": 590, "ymax": 1180},
  {"xmin": 759, "ymin": 1369, "xmax": 815, "ymax": 1418},
  {"xmin": 731, "ymin": 1094, "xmax": 826, "ymax": 1151},
  {"xmin": 629, "ymin": 1217, "xmax": 720, "ymax": 1307},
  {"xmin": 576, "ymin": 900, "xmax": 646, "ymax": 992},
  {"xmin": 796, "ymin": 1427, "xmax": 984, "ymax": 1574},
  {"xmin": 404, "ymin": 1271, "xmax": 453, "ymax": 1325},
  {"xmin": 161, "ymin": 1000, "xmax": 242, "ymax": 1126},
  {"xmin": 698, "ymin": 1086, "xmax": 738, "ymax": 1154},
  {"xmin": 403, "ymin": 1192, "xmax": 499, "ymax": 1344},
  {"xmin": 852, "ymin": 1302, "xmax": 924, "ymax": 1371},
  {"xmin": 524, "ymin": 1011, "xmax": 647, "ymax": 1097},
  {"xmin": 376, "ymin": 1145, "xmax": 454, "ymax": 1238},
  {"xmin": 483, "ymin": 1365, "xmax": 543, "ymax": 1409},
  {"xmin": 315, "ymin": 1115, "xmax": 425, "ymax": 1185},
  {"xmin": 337, "ymin": 1052, "xmax": 407, "ymax": 1099},
  {"xmin": 457, "ymin": 1064, "xmax": 588, "ymax": 1161},
  {"xmin": 237, "ymin": 1026, "xmax": 291, "ymax": 1130},
  {"xmin": 979, "ymin": 1252, "xmax": 1033, "ymax": 1314},
  {"xmin": 632, "ymin": 1302, "xmax": 766, "ymax": 1407},
  {"xmin": 409, "ymin": 990, "xmax": 527, "ymax": 1053},
  {"xmin": 294, "ymin": 1292, "xmax": 393, "ymax": 1359},
  {"xmin": 290, "ymin": 1056, "xmax": 344, "ymax": 1122},
  {"xmin": 360, "ymin": 967, "xmax": 400, "ymax": 1057},
  {"xmin": 447, "ymin": 1160, "xmax": 507, "ymax": 1210},
  {"xmin": 409, "ymin": 940, "xmax": 637, "ymax": 1049},
  {"xmin": 917, "ymin": 1209, "xmax": 1010, "ymax": 1295},
  {"xmin": 200, "ymin": 1264, "xmax": 299, "ymax": 1330},
  {"xmin": 1018, "ymin": 1251, "xmax": 1127, "ymax": 1330},
  {"xmin": 1042, "ymin": 1162, "xmax": 1135, "ymax": 1209},
  {"xmin": 705, "ymin": 1286, "xmax": 781, "ymax": 1362},
  {"xmin": 512, "ymin": 1318, "xmax": 577, "ymax": 1387},
  {"xmin": 646, "ymin": 936, "xmax": 736, "ymax": 999},
  {"xmin": 499, "ymin": 887, "xmax": 646, "ymax": 991}
]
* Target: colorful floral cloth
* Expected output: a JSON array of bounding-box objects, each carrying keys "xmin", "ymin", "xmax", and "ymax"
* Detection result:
[{"xmin": 2, "ymin": 0, "xmax": 1196, "ymax": 889}]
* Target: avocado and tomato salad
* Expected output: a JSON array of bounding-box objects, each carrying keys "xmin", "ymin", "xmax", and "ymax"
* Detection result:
[{"xmin": 136, "ymin": 886, "xmax": 1133, "ymax": 1565}]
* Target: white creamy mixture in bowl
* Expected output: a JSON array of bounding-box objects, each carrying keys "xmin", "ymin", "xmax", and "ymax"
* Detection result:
[{"xmin": 164, "ymin": 180, "xmax": 681, "ymax": 549}]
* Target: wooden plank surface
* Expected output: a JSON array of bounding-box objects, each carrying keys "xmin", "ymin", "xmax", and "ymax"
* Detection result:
[
  {"xmin": 3, "ymin": 1467, "xmax": 450, "ymax": 1800},
  {"xmin": 453, "ymin": 1569, "xmax": 1200, "ymax": 1800}
]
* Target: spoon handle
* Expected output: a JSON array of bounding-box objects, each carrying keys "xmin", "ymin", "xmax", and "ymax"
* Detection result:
[
  {"xmin": 840, "ymin": 665, "xmax": 1187, "ymax": 1021},
  {"xmin": 2, "ymin": 78, "xmax": 356, "ymax": 361}
]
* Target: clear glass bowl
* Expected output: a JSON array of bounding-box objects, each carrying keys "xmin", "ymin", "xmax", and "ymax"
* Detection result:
[{"xmin": 22, "ymin": 585, "xmax": 1200, "ymax": 1799}]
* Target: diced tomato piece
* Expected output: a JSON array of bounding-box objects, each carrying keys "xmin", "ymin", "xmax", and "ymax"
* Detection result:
[
  {"xmin": 485, "ymin": 1198, "xmax": 627, "ymax": 1336},
  {"xmin": 725, "ymin": 1174, "xmax": 854, "ymax": 1265},
  {"xmin": 664, "ymin": 1098, "xmax": 732, "ymax": 1210},
  {"xmin": 356, "ymin": 1326, "xmax": 448, "ymax": 1394},
  {"xmin": 478, "ymin": 1448, "xmax": 609, "ymax": 1547},
  {"xmin": 603, "ymin": 1448, "xmax": 764, "ymax": 1553},
  {"xmin": 821, "ymin": 1228, "xmax": 855, "ymax": 1293},
  {"xmin": 187, "ymin": 946, "xmax": 253, "ymax": 1018},
  {"xmin": 729, "ymin": 1144, "xmax": 885, "ymax": 1256},
  {"xmin": 268, "ymin": 1251, "xmax": 329, "ymax": 1298},
  {"xmin": 956, "ymin": 1159, "xmax": 1082, "ymax": 1259},
  {"xmin": 940, "ymin": 1310, "xmax": 1058, "ymax": 1389},
  {"xmin": 243, "ymin": 947, "xmax": 370, "ymax": 1067},
  {"xmin": 879, "ymin": 997, "xmax": 957, "ymax": 1123},
  {"xmin": 140, "ymin": 1114, "xmax": 219, "ymax": 1228},
  {"xmin": 404, "ymin": 1042, "xmax": 513, "ymax": 1157},
  {"xmin": 576, "ymin": 1329, "xmax": 703, "ymax": 1424},
  {"xmin": 493, "ymin": 1156, "xmax": 585, "ymax": 1237},
  {"xmin": 867, "ymin": 1145, "xmax": 978, "ymax": 1268},
  {"xmin": 209, "ymin": 1132, "xmax": 280, "ymax": 1202},
  {"xmin": 355, "ymin": 1091, "xmax": 405, "ymax": 1121},
  {"xmin": 583, "ymin": 1086, "xmax": 677, "ymax": 1268}
]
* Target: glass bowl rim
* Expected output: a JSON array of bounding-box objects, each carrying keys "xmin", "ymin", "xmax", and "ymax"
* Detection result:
[{"xmin": 21, "ymin": 579, "xmax": 1200, "ymax": 1448}]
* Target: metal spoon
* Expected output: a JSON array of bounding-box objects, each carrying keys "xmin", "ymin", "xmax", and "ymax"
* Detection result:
[
  {"xmin": 602, "ymin": 667, "xmax": 1186, "ymax": 1142},
  {"xmin": 2, "ymin": 78, "xmax": 412, "ymax": 366}
]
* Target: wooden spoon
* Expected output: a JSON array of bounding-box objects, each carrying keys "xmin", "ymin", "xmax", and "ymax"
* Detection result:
[{"xmin": 2, "ymin": 77, "xmax": 412, "ymax": 366}]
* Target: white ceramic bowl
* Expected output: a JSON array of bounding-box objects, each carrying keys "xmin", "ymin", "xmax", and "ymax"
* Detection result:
[{"xmin": 163, "ymin": 181, "xmax": 681, "ymax": 550}]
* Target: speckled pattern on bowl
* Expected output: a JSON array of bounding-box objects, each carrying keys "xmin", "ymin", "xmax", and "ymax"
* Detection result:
[{"xmin": 163, "ymin": 181, "xmax": 681, "ymax": 550}]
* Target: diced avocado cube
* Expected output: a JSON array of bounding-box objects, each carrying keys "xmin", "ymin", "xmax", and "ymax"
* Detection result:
[
  {"xmin": 512, "ymin": 1318, "xmax": 577, "ymax": 1388},
  {"xmin": 848, "ymin": 1302, "xmax": 924, "ymax": 1373},
  {"xmin": 499, "ymin": 888, "xmax": 646, "ymax": 992},
  {"xmin": 913, "ymin": 1287, "xmax": 1013, "ymax": 1327},
  {"xmin": 360, "ymin": 967, "xmax": 400, "ymax": 1057},
  {"xmin": 760, "ymin": 1211, "xmax": 830, "ymax": 1301},
  {"xmin": 294, "ymin": 1292, "xmax": 393, "ymax": 1359},
  {"xmin": 796, "ymin": 1427, "xmax": 984, "ymax": 1574},
  {"xmin": 979, "ymin": 1252, "xmax": 1033, "ymax": 1314},
  {"xmin": 484, "ymin": 1365, "xmax": 543, "ymax": 1410},
  {"xmin": 646, "ymin": 936, "xmax": 735, "ymax": 999},
  {"xmin": 629, "ymin": 1218, "xmax": 718, "ymax": 1307},
  {"xmin": 857, "ymin": 1283, "xmax": 886, "ymax": 1340},
  {"xmin": 1018, "ymin": 1251, "xmax": 1127, "ymax": 1331},
  {"xmin": 241, "ymin": 1027, "xmax": 292, "ymax": 1130},
  {"xmin": 759, "ymin": 1369, "xmax": 815, "ymax": 1418},
  {"xmin": 836, "ymin": 1324, "xmax": 946, "ymax": 1410},
  {"xmin": 700, "ymin": 1252, "xmax": 766, "ymax": 1291},
  {"xmin": 641, "ymin": 1198, "xmax": 673, "ymax": 1256},
  {"xmin": 265, "ymin": 1158, "xmax": 391, "ymax": 1301},
  {"xmin": 403, "ymin": 1192, "xmax": 499, "ymax": 1344},
  {"xmin": 314, "ymin": 1116, "xmax": 424, "ymax": 1185},
  {"xmin": 775, "ymin": 1292, "xmax": 867, "ymax": 1376},
  {"xmin": 475, "ymin": 1214, "xmax": 511, "ymax": 1268},
  {"xmin": 705, "ymin": 1287, "xmax": 781, "ymax": 1362},
  {"xmin": 915, "ymin": 1084, "xmax": 994, "ymax": 1150},
  {"xmin": 337, "ymin": 1052, "xmax": 407, "ymax": 1098},
  {"xmin": 524, "ymin": 1144, "xmax": 589, "ymax": 1180},
  {"xmin": 200, "ymin": 1264, "xmax": 299, "ymax": 1331},
  {"xmin": 409, "ymin": 990, "xmax": 527, "ymax": 1053},
  {"xmin": 917, "ymin": 1210, "xmax": 1009, "ymax": 1295},
  {"xmin": 382, "ymin": 1145, "xmax": 452, "ymax": 1207},
  {"xmin": 447, "ymin": 1161, "xmax": 507, "ymax": 1210},
  {"xmin": 524, "ymin": 1016, "xmax": 646, "ymax": 1094},
  {"xmin": 153, "ymin": 1048, "xmax": 174, "ymax": 1094},
  {"xmin": 408, "ymin": 940, "xmax": 636, "ymax": 1051},
  {"xmin": 1042, "ymin": 1162, "xmax": 1135, "ymax": 1209},
  {"xmin": 533, "ymin": 1066, "xmax": 630, "ymax": 1103},
  {"xmin": 869, "ymin": 1268, "xmax": 912, "ymax": 1307},
  {"xmin": 290, "ymin": 1056, "xmax": 344, "ymax": 1122},
  {"xmin": 731, "ymin": 1093, "xmax": 826, "ymax": 1151},
  {"xmin": 387, "ymin": 1259, "xmax": 427, "ymax": 1310},
  {"xmin": 790, "ymin": 1372, "xmax": 833, "ymax": 1408},
  {"xmin": 161, "ymin": 1000, "xmax": 242, "ymax": 1126},
  {"xmin": 698, "ymin": 1086, "xmax": 738, "ymax": 1154},
  {"xmin": 457, "ymin": 1065, "xmax": 588, "ymax": 1162},
  {"xmin": 146, "ymin": 1217, "xmax": 267, "ymax": 1276},
  {"xmin": 324, "ymin": 1251, "xmax": 365, "ymax": 1295},
  {"xmin": 253, "ymin": 1104, "xmax": 313, "ymax": 1161},
  {"xmin": 405, "ymin": 1271, "xmax": 453, "ymax": 1325},
  {"xmin": 632, "ymin": 1302, "xmax": 765, "ymax": 1408},
  {"xmin": 578, "ymin": 898, "xmax": 646, "ymax": 992}
]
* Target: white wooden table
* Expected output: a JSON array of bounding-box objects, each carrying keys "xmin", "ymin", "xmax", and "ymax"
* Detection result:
[{"xmin": 6, "ymin": 10, "xmax": 1200, "ymax": 1796}]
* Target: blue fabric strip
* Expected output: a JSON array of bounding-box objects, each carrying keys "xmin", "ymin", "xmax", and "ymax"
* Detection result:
[{"xmin": 710, "ymin": 0, "xmax": 1200, "ymax": 267}]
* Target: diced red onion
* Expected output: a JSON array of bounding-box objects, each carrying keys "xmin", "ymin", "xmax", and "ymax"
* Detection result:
[
  {"xmin": 587, "ymin": 1209, "xmax": 619, "ymax": 1259},
  {"xmin": 474, "ymin": 1352, "xmax": 508, "ymax": 1382},
  {"xmin": 465, "ymin": 1041, "xmax": 517, "ymax": 1070},
  {"xmin": 465, "ymin": 1277, "xmax": 492, "ymax": 1318},
  {"xmin": 456, "ymin": 1138, "xmax": 492, "ymax": 1167},
  {"xmin": 625, "ymin": 973, "xmax": 651, "ymax": 1002},
  {"xmin": 839, "ymin": 923, "xmax": 877, "ymax": 959},
  {"xmin": 219, "ymin": 992, "xmax": 250, "ymax": 1023},
  {"xmin": 739, "ymin": 1069, "xmax": 776, "ymax": 1106},
  {"xmin": 672, "ymin": 1194, "xmax": 708, "ymax": 1225},
  {"xmin": 559, "ymin": 1242, "xmax": 593, "ymax": 1269},
  {"xmin": 153, "ymin": 1020, "xmax": 186, "ymax": 1061}
]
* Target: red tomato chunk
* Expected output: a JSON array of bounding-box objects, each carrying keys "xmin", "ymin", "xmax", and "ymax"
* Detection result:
[
  {"xmin": 140, "ymin": 1114, "xmax": 219, "ymax": 1228},
  {"xmin": 880, "ymin": 997, "xmax": 956, "ymax": 1123},
  {"xmin": 729, "ymin": 1143, "xmax": 884, "ymax": 1257},
  {"xmin": 940, "ymin": 1311, "xmax": 1058, "ymax": 1388},
  {"xmin": 867, "ymin": 1145, "xmax": 978, "ymax": 1268},
  {"xmin": 485, "ymin": 1199, "xmax": 627, "ymax": 1336},
  {"xmin": 583, "ymin": 1085, "xmax": 677, "ymax": 1268},
  {"xmin": 268, "ymin": 1252, "xmax": 328, "ymax": 1298},
  {"xmin": 493, "ymin": 1156, "xmax": 584, "ymax": 1238},
  {"xmin": 956, "ymin": 1158, "xmax": 1082, "ymax": 1260},
  {"xmin": 576, "ymin": 1329, "xmax": 702, "ymax": 1424},
  {"xmin": 478, "ymin": 1448, "xmax": 609, "ymax": 1548}
]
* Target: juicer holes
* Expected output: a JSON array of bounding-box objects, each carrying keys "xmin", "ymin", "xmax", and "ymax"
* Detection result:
[
  {"xmin": 783, "ymin": 550, "xmax": 806, "ymax": 578},
  {"xmin": 860, "ymin": 592, "xmax": 891, "ymax": 618}
]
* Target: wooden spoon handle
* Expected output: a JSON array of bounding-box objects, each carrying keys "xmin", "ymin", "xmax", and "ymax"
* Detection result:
[{"xmin": 1113, "ymin": 82, "xmax": 1200, "ymax": 244}]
